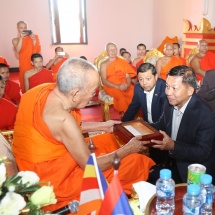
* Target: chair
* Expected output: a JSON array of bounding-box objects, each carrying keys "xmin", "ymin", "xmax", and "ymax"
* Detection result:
[
  {"xmin": 144, "ymin": 48, "xmax": 164, "ymax": 66},
  {"xmin": 185, "ymin": 47, "xmax": 198, "ymax": 66},
  {"xmin": 94, "ymin": 50, "xmax": 114, "ymax": 121}
]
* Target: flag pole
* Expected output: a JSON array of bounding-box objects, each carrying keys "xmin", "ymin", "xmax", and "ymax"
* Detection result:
[{"xmin": 89, "ymin": 138, "xmax": 105, "ymax": 200}]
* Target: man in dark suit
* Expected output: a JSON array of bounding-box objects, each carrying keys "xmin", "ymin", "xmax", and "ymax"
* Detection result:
[
  {"xmin": 122, "ymin": 63, "xmax": 167, "ymax": 165},
  {"xmin": 197, "ymin": 69, "xmax": 215, "ymax": 111},
  {"xmin": 150, "ymin": 65, "xmax": 215, "ymax": 183}
]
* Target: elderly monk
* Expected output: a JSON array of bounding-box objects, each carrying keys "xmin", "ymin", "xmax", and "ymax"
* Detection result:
[
  {"xmin": 12, "ymin": 21, "xmax": 41, "ymax": 93},
  {"xmin": 0, "ymin": 63, "xmax": 21, "ymax": 105},
  {"xmin": 132, "ymin": 43, "xmax": 147, "ymax": 70},
  {"xmin": 190, "ymin": 39, "xmax": 215, "ymax": 82},
  {"xmin": 100, "ymin": 43, "xmax": 136, "ymax": 116},
  {"xmin": 0, "ymin": 56, "xmax": 10, "ymax": 67},
  {"xmin": 46, "ymin": 47, "xmax": 69, "ymax": 81},
  {"xmin": 12, "ymin": 58, "xmax": 155, "ymax": 211},
  {"xmin": 173, "ymin": 43, "xmax": 186, "ymax": 65},
  {"xmin": 0, "ymin": 76, "xmax": 18, "ymax": 130},
  {"xmin": 156, "ymin": 43, "xmax": 183, "ymax": 80},
  {"xmin": 24, "ymin": 53, "xmax": 53, "ymax": 92}
]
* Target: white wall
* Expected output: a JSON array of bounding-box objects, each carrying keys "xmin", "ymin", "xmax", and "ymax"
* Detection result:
[{"xmin": 0, "ymin": 0, "xmax": 215, "ymax": 67}]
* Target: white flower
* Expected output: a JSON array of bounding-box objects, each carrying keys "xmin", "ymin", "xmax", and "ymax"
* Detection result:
[
  {"xmin": 30, "ymin": 186, "xmax": 57, "ymax": 207},
  {"xmin": 0, "ymin": 163, "xmax": 6, "ymax": 187},
  {"xmin": 8, "ymin": 185, "xmax": 15, "ymax": 192},
  {"xmin": 17, "ymin": 171, "xmax": 40, "ymax": 186},
  {"xmin": 0, "ymin": 192, "xmax": 26, "ymax": 215}
]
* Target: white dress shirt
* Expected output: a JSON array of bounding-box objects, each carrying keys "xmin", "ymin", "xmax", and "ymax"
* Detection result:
[{"xmin": 144, "ymin": 87, "xmax": 155, "ymax": 123}]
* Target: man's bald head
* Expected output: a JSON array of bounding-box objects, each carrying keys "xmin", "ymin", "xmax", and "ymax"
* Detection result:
[
  {"xmin": 17, "ymin": 21, "xmax": 27, "ymax": 27},
  {"xmin": 57, "ymin": 58, "xmax": 99, "ymax": 94},
  {"xmin": 197, "ymin": 39, "xmax": 208, "ymax": 54},
  {"xmin": 164, "ymin": 43, "xmax": 174, "ymax": 57},
  {"xmin": 105, "ymin": 42, "xmax": 117, "ymax": 51}
]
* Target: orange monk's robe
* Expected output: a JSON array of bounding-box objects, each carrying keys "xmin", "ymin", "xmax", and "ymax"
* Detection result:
[
  {"xmin": 0, "ymin": 98, "xmax": 17, "ymax": 130},
  {"xmin": 198, "ymin": 51, "xmax": 215, "ymax": 82},
  {"xmin": 136, "ymin": 58, "xmax": 144, "ymax": 71},
  {"xmin": 19, "ymin": 35, "xmax": 41, "ymax": 93},
  {"xmin": 29, "ymin": 68, "xmax": 54, "ymax": 90},
  {"xmin": 178, "ymin": 57, "xmax": 186, "ymax": 65},
  {"xmin": 3, "ymin": 80, "xmax": 21, "ymax": 105},
  {"xmin": 104, "ymin": 57, "xmax": 137, "ymax": 112},
  {"xmin": 0, "ymin": 56, "xmax": 10, "ymax": 67},
  {"xmin": 51, "ymin": 58, "xmax": 68, "ymax": 81},
  {"xmin": 160, "ymin": 56, "xmax": 183, "ymax": 80},
  {"xmin": 12, "ymin": 83, "xmax": 155, "ymax": 211}
]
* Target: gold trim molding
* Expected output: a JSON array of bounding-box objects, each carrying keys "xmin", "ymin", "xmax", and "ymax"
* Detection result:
[{"xmin": 183, "ymin": 18, "xmax": 215, "ymax": 34}]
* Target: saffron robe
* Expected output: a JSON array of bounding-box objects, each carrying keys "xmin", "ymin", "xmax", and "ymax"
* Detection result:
[
  {"xmin": 136, "ymin": 58, "xmax": 144, "ymax": 71},
  {"xmin": 0, "ymin": 56, "xmax": 10, "ymax": 67},
  {"xmin": 3, "ymin": 80, "xmax": 21, "ymax": 105},
  {"xmin": 18, "ymin": 35, "xmax": 41, "ymax": 93},
  {"xmin": 29, "ymin": 68, "xmax": 54, "ymax": 90},
  {"xmin": 104, "ymin": 57, "xmax": 136, "ymax": 112},
  {"xmin": 0, "ymin": 98, "xmax": 17, "ymax": 130},
  {"xmin": 199, "ymin": 51, "xmax": 215, "ymax": 82},
  {"xmin": 160, "ymin": 56, "xmax": 182, "ymax": 80},
  {"xmin": 12, "ymin": 83, "xmax": 155, "ymax": 211},
  {"xmin": 51, "ymin": 58, "xmax": 68, "ymax": 81}
]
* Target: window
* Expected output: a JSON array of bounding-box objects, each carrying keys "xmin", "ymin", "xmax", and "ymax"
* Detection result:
[{"xmin": 49, "ymin": 0, "xmax": 87, "ymax": 44}]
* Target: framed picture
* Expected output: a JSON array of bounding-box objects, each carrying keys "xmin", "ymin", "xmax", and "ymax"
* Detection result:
[{"xmin": 114, "ymin": 119, "xmax": 163, "ymax": 146}]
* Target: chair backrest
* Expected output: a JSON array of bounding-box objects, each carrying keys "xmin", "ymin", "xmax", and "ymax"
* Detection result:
[
  {"xmin": 144, "ymin": 48, "xmax": 164, "ymax": 66},
  {"xmin": 185, "ymin": 47, "xmax": 198, "ymax": 66}
]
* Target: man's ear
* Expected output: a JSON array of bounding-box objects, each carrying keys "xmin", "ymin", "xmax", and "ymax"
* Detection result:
[
  {"xmin": 188, "ymin": 86, "xmax": 195, "ymax": 96},
  {"xmin": 31, "ymin": 61, "xmax": 33, "ymax": 66},
  {"xmin": 70, "ymin": 88, "xmax": 80, "ymax": 101}
]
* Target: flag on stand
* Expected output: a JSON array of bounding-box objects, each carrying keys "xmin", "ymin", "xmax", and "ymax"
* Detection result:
[
  {"xmin": 78, "ymin": 153, "xmax": 108, "ymax": 215},
  {"xmin": 98, "ymin": 173, "xmax": 134, "ymax": 215}
]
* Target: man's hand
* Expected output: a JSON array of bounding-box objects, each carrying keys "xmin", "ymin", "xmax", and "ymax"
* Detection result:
[
  {"xmin": 102, "ymin": 120, "xmax": 121, "ymax": 133},
  {"xmin": 119, "ymin": 83, "xmax": 128, "ymax": 91},
  {"xmin": 126, "ymin": 136, "xmax": 149, "ymax": 154},
  {"xmin": 151, "ymin": 130, "xmax": 174, "ymax": 150}
]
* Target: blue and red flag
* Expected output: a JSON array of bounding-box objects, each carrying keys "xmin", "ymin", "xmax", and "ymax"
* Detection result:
[
  {"xmin": 98, "ymin": 173, "xmax": 134, "ymax": 215},
  {"xmin": 78, "ymin": 153, "xmax": 108, "ymax": 215}
]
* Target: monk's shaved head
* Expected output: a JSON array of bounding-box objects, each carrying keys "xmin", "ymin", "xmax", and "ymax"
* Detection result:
[
  {"xmin": 105, "ymin": 42, "xmax": 117, "ymax": 51},
  {"xmin": 198, "ymin": 39, "xmax": 208, "ymax": 46},
  {"xmin": 164, "ymin": 43, "xmax": 174, "ymax": 50},
  {"xmin": 57, "ymin": 58, "xmax": 98, "ymax": 94},
  {"xmin": 17, "ymin": 21, "xmax": 27, "ymax": 27}
]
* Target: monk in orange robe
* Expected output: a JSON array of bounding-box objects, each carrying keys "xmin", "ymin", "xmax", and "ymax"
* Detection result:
[
  {"xmin": 24, "ymin": 53, "xmax": 53, "ymax": 91},
  {"xmin": 173, "ymin": 43, "xmax": 186, "ymax": 65},
  {"xmin": 0, "ymin": 63, "xmax": 21, "ymax": 105},
  {"xmin": 190, "ymin": 40, "xmax": 215, "ymax": 82},
  {"xmin": 0, "ymin": 56, "xmax": 10, "ymax": 67},
  {"xmin": 0, "ymin": 76, "xmax": 18, "ymax": 130},
  {"xmin": 156, "ymin": 43, "xmax": 183, "ymax": 80},
  {"xmin": 12, "ymin": 58, "xmax": 155, "ymax": 211},
  {"xmin": 12, "ymin": 21, "xmax": 41, "ymax": 93},
  {"xmin": 132, "ymin": 43, "xmax": 147, "ymax": 70},
  {"xmin": 100, "ymin": 43, "xmax": 137, "ymax": 115},
  {"xmin": 46, "ymin": 47, "xmax": 68, "ymax": 81}
]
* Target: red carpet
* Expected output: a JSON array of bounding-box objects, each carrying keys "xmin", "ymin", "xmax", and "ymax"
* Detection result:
[{"xmin": 10, "ymin": 72, "xmax": 120, "ymax": 122}]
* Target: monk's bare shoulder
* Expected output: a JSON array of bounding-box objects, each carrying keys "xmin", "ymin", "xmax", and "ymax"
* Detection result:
[
  {"xmin": 12, "ymin": 37, "xmax": 19, "ymax": 46},
  {"xmin": 133, "ymin": 57, "xmax": 140, "ymax": 66}
]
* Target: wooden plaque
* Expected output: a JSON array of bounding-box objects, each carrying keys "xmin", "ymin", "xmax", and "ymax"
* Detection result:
[{"xmin": 114, "ymin": 119, "xmax": 163, "ymax": 146}]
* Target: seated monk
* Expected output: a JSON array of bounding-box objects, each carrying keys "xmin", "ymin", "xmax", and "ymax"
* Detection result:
[
  {"xmin": 24, "ymin": 53, "xmax": 53, "ymax": 92},
  {"xmin": 100, "ymin": 43, "xmax": 137, "ymax": 116},
  {"xmin": 46, "ymin": 47, "xmax": 69, "ymax": 82},
  {"xmin": 0, "ymin": 63, "xmax": 21, "ymax": 105},
  {"xmin": 190, "ymin": 39, "xmax": 215, "ymax": 83},
  {"xmin": 132, "ymin": 43, "xmax": 147, "ymax": 70},
  {"xmin": 0, "ymin": 56, "xmax": 10, "ymax": 67},
  {"xmin": 0, "ymin": 76, "xmax": 18, "ymax": 130},
  {"xmin": 173, "ymin": 43, "xmax": 186, "ymax": 65},
  {"xmin": 156, "ymin": 43, "xmax": 183, "ymax": 80},
  {"xmin": 12, "ymin": 58, "xmax": 155, "ymax": 211}
]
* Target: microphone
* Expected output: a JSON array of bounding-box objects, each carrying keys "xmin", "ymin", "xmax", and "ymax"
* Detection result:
[{"xmin": 51, "ymin": 200, "xmax": 79, "ymax": 214}]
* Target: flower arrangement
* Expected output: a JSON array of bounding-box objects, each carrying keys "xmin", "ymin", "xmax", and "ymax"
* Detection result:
[{"xmin": 0, "ymin": 156, "xmax": 57, "ymax": 215}]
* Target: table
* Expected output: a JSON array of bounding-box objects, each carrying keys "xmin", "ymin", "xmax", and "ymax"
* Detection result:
[{"xmin": 145, "ymin": 183, "xmax": 215, "ymax": 215}]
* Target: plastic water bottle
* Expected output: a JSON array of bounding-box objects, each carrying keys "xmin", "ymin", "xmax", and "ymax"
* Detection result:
[
  {"xmin": 183, "ymin": 184, "xmax": 203, "ymax": 215},
  {"xmin": 156, "ymin": 169, "xmax": 175, "ymax": 215},
  {"xmin": 200, "ymin": 174, "xmax": 214, "ymax": 215}
]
